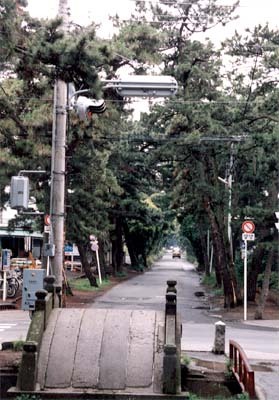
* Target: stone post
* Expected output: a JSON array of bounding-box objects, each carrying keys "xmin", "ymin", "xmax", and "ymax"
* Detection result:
[
  {"xmin": 163, "ymin": 281, "xmax": 181, "ymax": 394},
  {"xmin": 163, "ymin": 344, "xmax": 177, "ymax": 394},
  {"xmin": 213, "ymin": 320, "xmax": 226, "ymax": 354},
  {"xmin": 167, "ymin": 280, "xmax": 177, "ymax": 294},
  {"xmin": 17, "ymin": 341, "xmax": 38, "ymax": 391}
]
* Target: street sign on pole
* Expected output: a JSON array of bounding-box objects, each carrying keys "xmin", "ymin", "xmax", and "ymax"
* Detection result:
[
  {"xmin": 89, "ymin": 235, "xmax": 102, "ymax": 285},
  {"xmin": 242, "ymin": 221, "xmax": 255, "ymax": 234},
  {"xmin": 242, "ymin": 233, "xmax": 255, "ymax": 241},
  {"xmin": 242, "ymin": 222, "xmax": 255, "ymax": 321},
  {"xmin": 44, "ymin": 214, "xmax": 51, "ymax": 226}
]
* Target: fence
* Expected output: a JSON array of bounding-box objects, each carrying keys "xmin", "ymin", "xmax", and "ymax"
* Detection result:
[{"xmin": 229, "ymin": 339, "xmax": 255, "ymax": 398}]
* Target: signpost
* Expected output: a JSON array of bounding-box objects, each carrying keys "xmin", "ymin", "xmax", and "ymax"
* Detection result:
[
  {"xmin": 89, "ymin": 235, "xmax": 102, "ymax": 285},
  {"xmin": 1, "ymin": 249, "xmax": 11, "ymax": 301},
  {"xmin": 242, "ymin": 221, "xmax": 255, "ymax": 320}
]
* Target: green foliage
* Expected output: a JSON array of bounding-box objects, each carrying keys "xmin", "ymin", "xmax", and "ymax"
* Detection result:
[
  {"xmin": 188, "ymin": 393, "xmax": 249, "ymax": 400},
  {"xmin": 116, "ymin": 271, "xmax": 127, "ymax": 278},
  {"xmin": 257, "ymin": 272, "xmax": 279, "ymax": 290},
  {"xmin": 225, "ymin": 359, "xmax": 234, "ymax": 379},
  {"xmin": 13, "ymin": 340, "xmax": 25, "ymax": 352},
  {"xmin": 181, "ymin": 354, "xmax": 191, "ymax": 367},
  {"xmin": 15, "ymin": 395, "xmax": 41, "ymax": 400},
  {"xmin": 202, "ymin": 274, "xmax": 223, "ymax": 296},
  {"xmin": 202, "ymin": 274, "xmax": 217, "ymax": 288}
]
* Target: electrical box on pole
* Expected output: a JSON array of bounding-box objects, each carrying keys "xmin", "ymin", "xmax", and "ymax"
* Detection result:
[
  {"xmin": 10, "ymin": 176, "xmax": 29, "ymax": 209},
  {"xmin": 21, "ymin": 269, "xmax": 46, "ymax": 311}
]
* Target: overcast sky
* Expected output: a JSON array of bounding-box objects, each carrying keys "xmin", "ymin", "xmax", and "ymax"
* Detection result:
[
  {"xmin": 26, "ymin": 0, "xmax": 279, "ymax": 42},
  {"xmin": 25, "ymin": 0, "xmax": 278, "ymax": 118}
]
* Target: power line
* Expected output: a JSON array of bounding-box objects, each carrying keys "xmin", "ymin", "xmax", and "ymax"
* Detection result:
[
  {"xmin": 1, "ymin": 96, "xmax": 272, "ymax": 105},
  {"xmin": 127, "ymin": 0, "xmax": 248, "ymax": 7}
]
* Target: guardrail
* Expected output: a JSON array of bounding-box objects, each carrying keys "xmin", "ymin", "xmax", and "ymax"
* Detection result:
[{"xmin": 229, "ymin": 339, "xmax": 255, "ymax": 398}]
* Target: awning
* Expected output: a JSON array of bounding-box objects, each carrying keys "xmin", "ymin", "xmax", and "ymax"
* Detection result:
[{"xmin": 0, "ymin": 229, "xmax": 43, "ymax": 238}]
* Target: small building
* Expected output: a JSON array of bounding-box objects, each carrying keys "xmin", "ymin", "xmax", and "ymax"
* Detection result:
[{"xmin": 0, "ymin": 206, "xmax": 43, "ymax": 268}]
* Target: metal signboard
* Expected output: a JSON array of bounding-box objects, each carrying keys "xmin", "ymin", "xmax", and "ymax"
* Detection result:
[
  {"xmin": 1, "ymin": 249, "xmax": 11, "ymax": 271},
  {"xmin": 242, "ymin": 233, "xmax": 255, "ymax": 241}
]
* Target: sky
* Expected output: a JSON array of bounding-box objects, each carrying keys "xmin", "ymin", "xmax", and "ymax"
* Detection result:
[
  {"xmin": 25, "ymin": 0, "xmax": 279, "ymax": 118},
  {"xmin": 26, "ymin": 0, "xmax": 279, "ymax": 42}
]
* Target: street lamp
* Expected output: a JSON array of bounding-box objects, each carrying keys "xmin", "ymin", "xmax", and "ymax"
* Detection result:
[
  {"xmin": 102, "ymin": 75, "xmax": 178, "ymax": 97},
  {"xmin": 50, "ymin": 75, "xmax": 178, "ymax": 287},
  {"xmin": 275, "ymin": 212, "xmax": 279, "ymax": 231}
]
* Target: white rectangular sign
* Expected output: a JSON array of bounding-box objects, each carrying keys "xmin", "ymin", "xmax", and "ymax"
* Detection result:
[{"xmin": 242, "ymin": 233, "xmax": 255, "ymax": 241}]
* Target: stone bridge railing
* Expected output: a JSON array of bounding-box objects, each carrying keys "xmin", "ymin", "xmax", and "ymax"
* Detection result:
[
  {"xmin": 17, "ymin": 276, "xmax": 61, "ymax": 391},
  {"xmin": 163, "ymin": 280, "xmax": 181, "ymax": 394}
]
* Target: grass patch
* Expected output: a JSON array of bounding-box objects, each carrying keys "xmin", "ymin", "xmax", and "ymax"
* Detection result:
[
  {"xmin": 202, "ymin": 273, "xmax": 217, "ymax": 288},
  {"xmin": 188, "ymin": 393, "xmax": 249, "ymax": 400},
  {"xmin": 116, "ymin": 271, "xmax": 127, "ymax": 278},
  {"xmin": 69, "ymin": 277, "xmax": 111, "ymax": 291},
  {"xmin": 202, "ymin": 273, "xmax": 223, "ymax": 297},
  {"xmin": 13, "ymin": 340, "xmax": 25, "ymax": 352},
  {"xmin": 181, "ymin": 354, "xmax": 191, "ymax": 367}
]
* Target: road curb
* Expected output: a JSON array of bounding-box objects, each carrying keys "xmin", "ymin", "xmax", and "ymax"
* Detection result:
[
  {"xmin": 0, "ymin": 302, "xmax": 16, "ymax": 311},
  {"xmin": 255, "ymin": 384, "xmax": 266, "ymax": 400}
]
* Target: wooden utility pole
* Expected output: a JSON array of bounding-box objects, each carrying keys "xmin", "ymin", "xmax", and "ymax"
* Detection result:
[{"xmin": 50, "ymin": 0, "xmax": 70, "ymax": 287}]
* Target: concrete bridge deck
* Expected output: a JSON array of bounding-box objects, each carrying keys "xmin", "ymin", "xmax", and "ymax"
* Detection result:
[
  {"xmin": 37, "ymin": 308, "xmax": 165, "ymax": 394},
  {"xmin": 12, "ymin": 279, "xmax": 184, "ymax": 399}
]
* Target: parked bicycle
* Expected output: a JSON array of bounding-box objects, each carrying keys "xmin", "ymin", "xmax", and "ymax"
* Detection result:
[{"xmin": 0, "ymin": 267, "xmax": 23, "ymax": 298}]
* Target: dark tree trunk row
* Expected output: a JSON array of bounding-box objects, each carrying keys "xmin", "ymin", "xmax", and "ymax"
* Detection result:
[
  {"xmin": 254, "ymin": 249, "xmax": 275, "ymax": 320},
  {"xmin": 247, "ymin": 245, "xmax": 265, "ymax": 301}
]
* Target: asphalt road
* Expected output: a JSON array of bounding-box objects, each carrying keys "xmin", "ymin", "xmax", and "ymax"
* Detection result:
[
  {"xmin": 92, "ymin": 252, "xmax": 279, "ymax": 361},
  {"xmin": 92, "ymin": 252, "xmax": 213, "ymax": 322},
  {"xmin": 0, "ymin": 309, "xmax": 30, "ymax": 346},
  {"xmin": 1, "ymin": 253, "xmax": 278, "ymax": 361}
]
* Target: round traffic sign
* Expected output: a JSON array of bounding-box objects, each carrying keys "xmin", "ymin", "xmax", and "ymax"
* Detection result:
[
  {"xmin": 242, "ymin": 220, "xmax": 255, "ymax": 234},
  {"xmin": 44, "ymin": 214, "xmax": 51, "ymax": 226}
]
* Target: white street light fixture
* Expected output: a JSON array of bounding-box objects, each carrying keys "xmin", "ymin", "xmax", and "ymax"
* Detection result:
[
  {"xmin": 275, "ymin": 212, "xmax": 279, "ymax": 231},
  {"xmin": 51, "ymin": 73, "xmax": 178, "ymax": 287},
  {"xmin": 103, "ymin": 75, "xmax": 178, "ymax": 97}
]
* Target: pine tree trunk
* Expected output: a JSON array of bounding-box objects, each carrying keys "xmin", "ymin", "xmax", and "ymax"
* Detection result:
[
  {"xmin": 77, "ymin": 243, "xmax": 98, "ymax": 287},
  {"xmin": 123, "ymin": 221, "xmax": 139, "ymax": 268},
  {"xmin": 247, "ymin": 246, "xmax": 265, "ymax": 301},
  {"xmin": 254, "ymin": 249, "xmax": 274, "ymax": 320},
  {"xmin": 198, "ymin": 225, "xmax": 210, "ymax": 275},
  {"xmin": 111, "ymin": 217, "xmax": 124, "ymax": 275},
  {"xmin": 97, "ymin": 239, "xmax": 107, "ymax": 277},
  {"xmin": 204, "ymin": 199, "xmax": 238, "ymax": 308}
]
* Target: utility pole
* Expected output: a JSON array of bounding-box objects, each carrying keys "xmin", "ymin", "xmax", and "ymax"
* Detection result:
[
  {"xmin": 50, "ymin": 0, "xmax": 70, "ymax": 287},
  {"xmin": 227, "ymin": 142, "xmax": 234, "ymax": 258},
  {"xmin": 201, "ymin": 136, "xmax": 247, "ymax": 260}
]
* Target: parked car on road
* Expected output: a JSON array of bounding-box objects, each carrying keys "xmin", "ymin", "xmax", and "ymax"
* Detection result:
[{"xmin": 172, "ymin": 247, "xmax": 181, "ymax": 258}]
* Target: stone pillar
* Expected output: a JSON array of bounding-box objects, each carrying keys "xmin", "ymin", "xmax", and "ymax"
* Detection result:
[
  {"xmin": 163, "ymin": 344, "xmax": 178, "ymax": 394},
  {"xmin": 17, "ymin": 341, "xmax": 38, "ymax": 391},
  {"xmin": 167, "ymin": 280, "xmax": 177, "ymax": 294},
  {"xmin": 213, "ymin": 320, "xmax": 226, "ymax": 354}
]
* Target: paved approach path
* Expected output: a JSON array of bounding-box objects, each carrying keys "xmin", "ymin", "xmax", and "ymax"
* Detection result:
[{"xmin": 92, "ymin": 252, "xmax": 279, "ymax": 400}]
